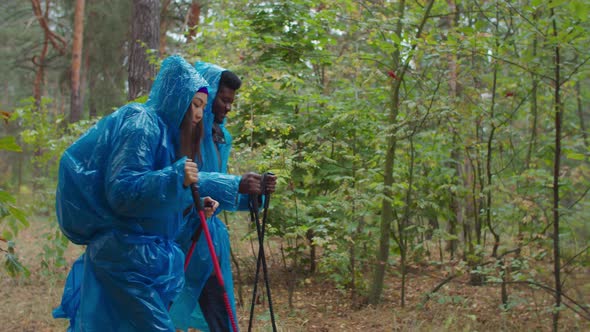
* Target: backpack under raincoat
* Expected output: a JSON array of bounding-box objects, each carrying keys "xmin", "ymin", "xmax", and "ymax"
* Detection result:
[{"xmin": 53, "ymin": 55, "xmax": 210, "ymax": 331}]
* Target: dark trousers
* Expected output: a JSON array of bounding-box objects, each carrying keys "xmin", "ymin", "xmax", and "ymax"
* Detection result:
[{"xmin": 199, "ymin": 276, "xmax": 230, "ymax": 332}]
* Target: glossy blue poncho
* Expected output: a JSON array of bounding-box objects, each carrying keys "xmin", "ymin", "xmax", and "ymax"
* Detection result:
[
  {"xmin": 53, "ymin": 55, "xmax": 210, "ymax": 331},
  {"xmin": 169, "ymin": 62, "xmax": 251, "ymax": 331}
]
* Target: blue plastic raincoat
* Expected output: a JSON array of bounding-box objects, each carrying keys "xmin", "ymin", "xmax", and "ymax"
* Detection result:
[
  {"xmin": 53, "ymin": 55, "xmax": 210, "ymax": 331},
  {"xmin": 169, "ymin": 62, "xmax": 250, "ymax": 331}
]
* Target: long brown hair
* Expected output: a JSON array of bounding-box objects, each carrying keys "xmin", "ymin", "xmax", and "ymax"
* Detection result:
[{"xmin": 179, "ymin": 107, "xmax": 203, "ymax": 162}]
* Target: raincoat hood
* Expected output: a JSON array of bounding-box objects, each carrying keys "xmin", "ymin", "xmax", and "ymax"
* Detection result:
[
  {"xmin": 193, "ymin": 61, "xmax": 231, "ymax": 173},
  {"xmin": 194, "ymin": 61, "xmax": 225, "ymax": 123},
  {"xmin": 148, "ymin": 56, "xmax": 209, "ymax": 135}
]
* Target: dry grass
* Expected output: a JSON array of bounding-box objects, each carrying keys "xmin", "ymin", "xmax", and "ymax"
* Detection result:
[{"xmin": 0, "ymin": 216, "xmax": 82, "ymax": 331}]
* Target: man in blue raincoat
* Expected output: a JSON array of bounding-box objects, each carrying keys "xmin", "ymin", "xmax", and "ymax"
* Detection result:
[
  {"xmin": 170, "ymin": 63, "xmax": 276, "ymax": 331},
  {"xmin": 53, "ymin": 55, "xmax": 220, "ymax": 331}
]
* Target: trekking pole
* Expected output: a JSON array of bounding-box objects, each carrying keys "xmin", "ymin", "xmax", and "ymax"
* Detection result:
[
  {"xmin": 247, "ymin": 172, "xmax": 277, "ymax": 332},
  {"xmin": 186, "ymin": 183, "xmax": 239, "ymax": 332},
  {"xmin": 184, "ymin": 221, "xmax": 202, "ymax": 271}
]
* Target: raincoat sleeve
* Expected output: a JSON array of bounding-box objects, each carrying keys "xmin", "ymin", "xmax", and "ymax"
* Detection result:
[
  {"xmin": 236, "ymin": 193, "xmax": 253, "ymax": 211},
  {"xmin": 105, "ymin": 112, "xmax": 193, "ymax": 217},
  {"xmin": 196, "ymin": 171, "xmax": 243, "ymax": 212},
  {"xmin": 197, "ymin": 172, "xmax": 266, "ymax": 212}
]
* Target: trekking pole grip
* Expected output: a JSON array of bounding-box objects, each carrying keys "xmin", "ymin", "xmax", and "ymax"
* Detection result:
[
  {"xmin": 261, "ymin": 171, "xmax": 274, "ymax": 208},
  {"xmin": 190, "ymin": 183, "xmax": 203, "ymax": 211}
]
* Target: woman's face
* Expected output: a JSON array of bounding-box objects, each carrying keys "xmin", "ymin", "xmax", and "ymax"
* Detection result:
[
  {"xmin": 190, "ymin": 92, "xmax": 208, "ymax": 125},
  {"xmin": 178, "ymin": 91, "xmax": 208, "ymax": 159}
]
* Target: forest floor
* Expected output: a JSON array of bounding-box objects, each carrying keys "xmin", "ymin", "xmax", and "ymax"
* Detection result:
[{"xmin": 1, "ymin": 216, "xmax": 589, "ymax": 332}]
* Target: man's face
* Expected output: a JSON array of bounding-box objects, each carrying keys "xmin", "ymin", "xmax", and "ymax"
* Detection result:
[{"xmin": 213, "ymin": 86, "xmax": 236, "ymax": 124}]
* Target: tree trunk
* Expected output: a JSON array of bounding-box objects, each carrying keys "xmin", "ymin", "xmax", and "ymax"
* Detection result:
[
  {"xmin": 31, "ymin": 0, "xmax": 50, "ymax": 109},
  {"xmin": 448, "ymin": 143, "xmax": 461, "ymax": 259},
  {"xmin": 445, "ymin": 0, "xmax": 460, "ymax": 260},
  {"xmin": 486, "ymin": 7, "xmax": 500, "ymax": 257},
  {"xmin": 575, "ymin": 80, "xmax": 588, "ymax": 153},
  {"xmin": 186, "ymin": 0, "xmax": 202, "ymax": 42},
  {"xmin": 32, "ymin": 34, "xmax": 49, "ymax": 109},
  {"xmin": 128, "ymin": 0, "xmax": 160, "ymax": 100},
  {"xmin": 350, "ymin": 125, "xmax": 363, "ymax": 308},
  {"xmin": 525, "ymin": 12, "xmax": 539, "ymax": 169},
  {"xmin": 306, "ymin": 229, "xmax": 316, "ymax": 273},
  {"xmin": 88, "ymin": 74, "xmax": 97, "ymax": 118},
  {"xmin": 370, "ymin": 119, "xmax": 397, "ymax": 305},
  {"xmin": 30, "ymin": 0, "xmax": 67, "ymax": 109},
  {"xmin": 369, "ymin": 0, "xmax": 435, "ymax": 305},
  {"xmin": 70, "ymin": 0, "xmax": 85, "ymax": 123},
  {"xmin": 466, "ymin": 153, "xmax": 484, "ymax": 286},
  {"xmin": 399, "ymin": 136, "xmax": 416, "ymax": 307},
  {"xmin": 462, "ymin": 155, "xmax": 474, "ymax": 261},
  {"xmin": 474, "ymin": 141, "xmax": 484, "ymax": 246},
  {"xmin": 501, "ymin": 258, "xmax": 508, "ymax": 309},
  {"xmin": 159, "ymin": 0, "xmax": 172, "ymax": 55},
  {"xmin": 80, "ymin": 45, "xmax": 90, "ymax": 117},
  {"xmin": 550, "ymin": 8, "xmax": 562, "ymax": 332},
  {"xmin": 368, "ymin": 0, "xmax": 406, "ymax": 305}
]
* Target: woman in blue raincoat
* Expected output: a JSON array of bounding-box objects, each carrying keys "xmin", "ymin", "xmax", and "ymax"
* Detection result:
[
  {"xmin": 53, "ymin": 55, "xmax": 218, "ymax": 331},
  {"xmin": 169, "ymin": 63, "xmax": 276, "ymax": 331}
]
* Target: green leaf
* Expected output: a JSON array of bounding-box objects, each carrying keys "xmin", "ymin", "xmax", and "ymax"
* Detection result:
[
  {"xmin": 4, "ymin": 252, "xmax": 30, "ymax": 278},
  {"xmin": 7, "ymin": 206, "xmax": 28, "ymax": 226},
  {"xmin": 0, "ymin": 136, "xmax": 22, "ymax": 152},
  {"xmin": 547, "ymin": 0, "xmax": 568, "ymax": 9},
  {"xmin": 570, "ymin": 1, "xmax": 589, "ymax": 21},
  {"xmin": 2, "ymin": 230, "xmax": 12, "ymax": 241},
  {"xmin": 565, "ymin": 151, "xmax": 586, "ymax": 161},
  {"xmin": 0, "ymin": 190, "xmax": 16, "ymax": 204}
]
